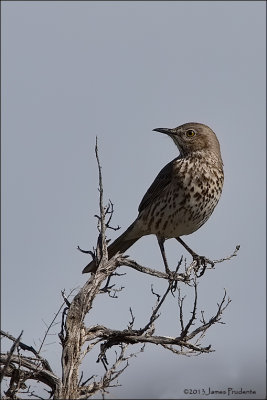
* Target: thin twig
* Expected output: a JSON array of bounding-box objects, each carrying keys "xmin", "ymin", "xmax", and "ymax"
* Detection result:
[
  {"xmin": 180, "ymin": 278, "xmax": 198, "ymax": 339},
  {"xmin": 38, "ymin": 288, "xmax": 77, "ymax": 354}
]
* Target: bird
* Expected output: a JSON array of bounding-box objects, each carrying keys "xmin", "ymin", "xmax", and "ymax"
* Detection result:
[{"xmin": 83, "ymin": 122, "xmax": 224, "ymax": 274}]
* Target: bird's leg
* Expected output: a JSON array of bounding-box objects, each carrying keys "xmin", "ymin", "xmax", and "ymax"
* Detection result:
[
  {"xmin": 176, "ymin": 237, "xmax": 198, "ymax": 257},
  {"xmin": 175, "ymin": 237, "xmax": 214, "ymax": 276},
  {"xmin": 157, "ymin": 237, "xmax": 171, "ymax": 275}
]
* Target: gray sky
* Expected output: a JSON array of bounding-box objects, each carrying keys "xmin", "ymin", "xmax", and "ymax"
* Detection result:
[{"xmin": 2, "ymin": 1, "xmax": 266, "ymax": 399}]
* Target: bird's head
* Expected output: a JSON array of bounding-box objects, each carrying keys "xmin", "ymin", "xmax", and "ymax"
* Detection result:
[{"xmin": 153, "ymin": 122, "xmax": 222, "ymax": 162}]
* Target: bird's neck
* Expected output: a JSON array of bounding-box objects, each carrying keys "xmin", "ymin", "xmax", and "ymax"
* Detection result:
[{"xmin": 182, "ymin": 149, "xmax": 223, "ymax": 168}]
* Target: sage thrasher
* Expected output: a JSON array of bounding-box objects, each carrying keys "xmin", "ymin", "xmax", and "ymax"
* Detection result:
[{"xmin": 83, "ymin": 122, "xmax": 224, "ymax": 274}]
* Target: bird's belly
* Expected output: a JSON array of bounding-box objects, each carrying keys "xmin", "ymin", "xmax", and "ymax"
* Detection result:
[{"xmin": 138, "ymin": 189, "xmax": 221, "ymax": 239}]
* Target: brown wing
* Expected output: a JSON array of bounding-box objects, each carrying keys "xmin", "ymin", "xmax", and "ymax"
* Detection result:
[{"xmin": 138, "ymin": 158, "xmax": 177, "ymax": 213}]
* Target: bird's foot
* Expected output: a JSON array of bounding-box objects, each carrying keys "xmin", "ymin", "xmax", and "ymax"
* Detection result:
[
  {"xmin": 164, "ymin": 264, "xmax": 171, "ymax": 275},
  {"xmin": 164, "ymin": 270, "xmax": 178, "ymax": 294},
  {"xmin": 192, "ymin": 254, "xmax": 215, "ymax": 277}
]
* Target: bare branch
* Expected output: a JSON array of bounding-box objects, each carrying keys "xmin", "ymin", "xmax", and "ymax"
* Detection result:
[
  {"xmin": 38, "ymin": 288, "xmax": 77, "ymax": 354},
  {"xmin": 182, "ymin": 290, "xmax": 231, "ymax": 342},
  {"xmin": 212, "ymin": 245, "xmax": 240, "ymax": 264},
  {"xmin": 1, "ymin": 141, "xmax": 238, "ymax": 399},
  {"xmin": 138, "ymin": 280, "xmax": 173, "ymax": 335},
  {"xmin": 0, "ymin": 354, "xmax": 61, "ymax": 390},
  {"xmin": 180, "ymin": 278, "xmax": 198, "ymax": 339},
  {"xmin": 120, "ymin": 257, "xmax": 189, "ymax": 282},
  {"xmin": 0, "ymin": 330, "xmax": 52, "ymax": 373},
  {"xmin": 0, "ymin": 330, "xmax": 23, "ymax": 383}
]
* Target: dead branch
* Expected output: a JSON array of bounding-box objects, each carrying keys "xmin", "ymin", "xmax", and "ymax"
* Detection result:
[
  {"xmin": 0, "ymin": 331, "xmax": 23, "ymax": 385},
  {"xmin": 1, "ymin": 138, "xmax": 239, "ymax": 399},
  {"xmin": 0, "ymin": 354, "xmax": 61, "ymax": 390},
  {"xmin": 119, "ymin": 243, "xmax": 240, "ymax": 282},
  {"xmin": 83, "ymin": 284, "xmax": 230, "ymax": 358},
  {"xmin": 0, "ymin": 330, "xmax": 53, "ymax": 375}
]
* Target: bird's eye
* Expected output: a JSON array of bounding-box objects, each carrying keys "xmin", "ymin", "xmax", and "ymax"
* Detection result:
[{"xmin": 186, "ymin": 129, "xmax": 196, "ymax": 137}]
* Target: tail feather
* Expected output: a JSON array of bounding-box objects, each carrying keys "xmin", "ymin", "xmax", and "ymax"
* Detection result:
[{"xmin": 82, "ymin": 224, "xmax": 139, "ymax": 273}]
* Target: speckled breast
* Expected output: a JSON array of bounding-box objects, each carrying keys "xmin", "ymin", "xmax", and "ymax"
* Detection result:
[{"xmin": 139, "ymin": 157, "xmax": 224, "ymax": 238}]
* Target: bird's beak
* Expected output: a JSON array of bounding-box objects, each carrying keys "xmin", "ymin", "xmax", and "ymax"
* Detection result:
[{"xmin": 153, "ymin": 128, "xmax": 175, "ymax": 136}]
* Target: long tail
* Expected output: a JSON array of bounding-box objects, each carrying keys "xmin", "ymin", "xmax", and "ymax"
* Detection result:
[{"xmin": 82, "ymin": 223, "xmax": 139, "ymax": 273}]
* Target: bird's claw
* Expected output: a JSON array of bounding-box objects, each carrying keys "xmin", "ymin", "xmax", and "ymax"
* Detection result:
[
  {"xmin": 165, "ymin": 271, "xmax": 178, "ymax": 295},
  {"xmin": 192, "ymin": 255, "xmax": 214, "ymax": 277}
]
